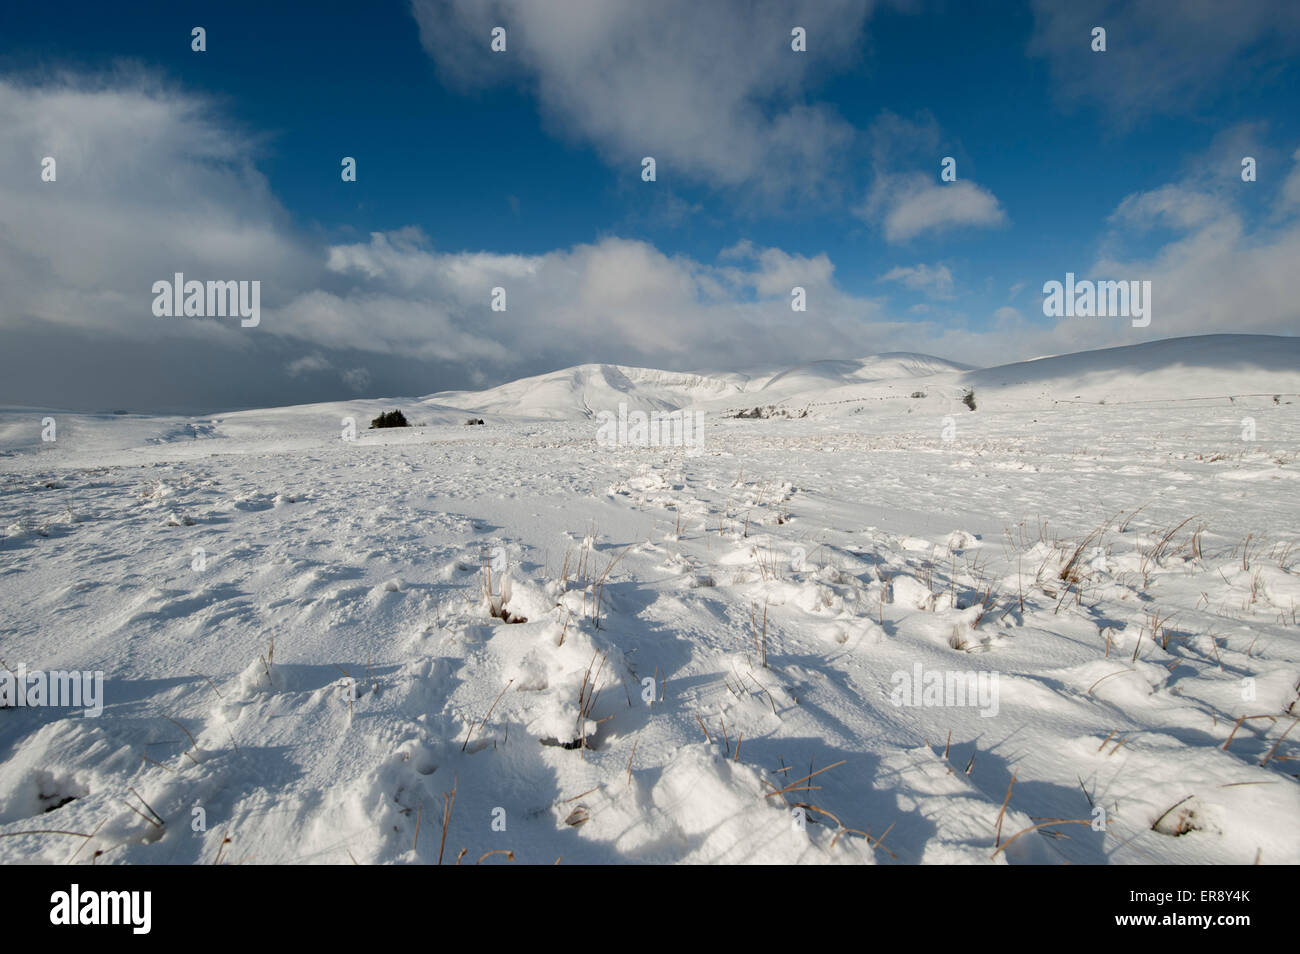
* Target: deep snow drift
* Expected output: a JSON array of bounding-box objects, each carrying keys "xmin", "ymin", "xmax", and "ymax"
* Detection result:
[{"xmin": 1, "ymin": 334, "xmax": 1297, "ymax": 864}]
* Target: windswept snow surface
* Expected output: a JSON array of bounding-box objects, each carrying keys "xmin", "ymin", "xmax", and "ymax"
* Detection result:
[{"xmin": 1, "ymin": 334, "xmax": 1299, "ymax": 865}]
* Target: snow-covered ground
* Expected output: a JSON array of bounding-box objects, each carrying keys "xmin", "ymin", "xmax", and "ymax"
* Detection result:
[{"xmin": 2, "ymin": 334, "xmax": 1298, "ymax": 864}]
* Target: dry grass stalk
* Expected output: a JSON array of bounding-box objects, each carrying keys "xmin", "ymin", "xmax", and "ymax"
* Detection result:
[
  {"xmin": 789, "ymin": 802, "xmax": 869, "ymax": 848},
  {"xmin": 437, "ymin": 776, "xmax": 457, "ymax": 865},
  {"xmin": 991, "ymin": 818, "xmax": 1090, "ymax": 858},
  {"xmin": 994, "ymin": 774, "xmax": 1016, "ymax": 847},
  {"xmin": 1222, "ymin": 713, "xmax": 1277, "ymax": 751},
  {"xmin": 190, "ymin": 668, "xmax": 223, "ymax": 700},
  {"xmin": 1260, "ymin": 717, "xmax": 1299, "ymax": 767},
  {"xmin": 1088, "ymin": 667, "xmax": 1135, "ymax": 696},
  {"xmin": 577, "ymin": 650, "xmax": 609, "ymax": 756},
  {"xmin": 163, "ymin": 715, "xmax": 201, "ymax": 765},
  {"xmin": 1061, "ymin": 514, "xmax": 1116, "ymax": 584},
  {"xmin": 695, "ymin": 714, "xmax": 713, "ymax": 742},
  {"xmin": 462, "ymin": 679, "xmax": 514, "ymax": 752},
  {"xmin": 626, "ymin": 738, "xmax": 638, "ymax": 785},
  {"xmin": 1150, "ymin": 795, "xmax": 1193, "ymax": 832},
  {"xmin": 763, "ymin": 759, "xmax": 846, "ymax": 799},
  {"xmin": 1140, "ymin": 515, "xmax": 1197, "ymax": 583}
]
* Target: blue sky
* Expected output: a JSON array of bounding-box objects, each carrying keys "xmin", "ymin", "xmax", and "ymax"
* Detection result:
[{"xmin": 2, "ymin": 1, "xmax": 1299, "ymax": 411}]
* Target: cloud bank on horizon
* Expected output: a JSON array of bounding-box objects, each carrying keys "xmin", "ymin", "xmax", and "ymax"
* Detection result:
[{"xmin": 1, "ymin": 0, "xmax": 1298, "ymax": 411}]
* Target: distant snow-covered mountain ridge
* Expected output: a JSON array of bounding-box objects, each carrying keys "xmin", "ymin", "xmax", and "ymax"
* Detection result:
[{"xmin": 419, "ymin": 334, "xmax": 1300, "ymax": 423}]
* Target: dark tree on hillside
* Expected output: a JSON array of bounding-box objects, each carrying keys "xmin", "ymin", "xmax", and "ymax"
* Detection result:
[{"xmin": 370, "ymin": 410, "xmax": 409, "ymax": 428}]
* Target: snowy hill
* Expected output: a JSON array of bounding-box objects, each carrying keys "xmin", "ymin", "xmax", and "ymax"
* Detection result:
[
  {"xmin": 749, "ymin": 353, "xmax": 974, "ymax": 392},
  {"xmin": 418, "ymin": 352, "xmax": 971, "ymax": 421},
  {"xmin": 422, "ymin": 364, "xmax": 749, "ymax": 421},
  {"xmin": 420, "ymin": 335, "xmax": 1299, "ymax": 422},
  {"xmin": 961, "ymin": 334, "xmax": 1300, "ymax": 406},
  {"xmin": 781, "ymin": 334, "xmax": 1300, "ymax": 419}
]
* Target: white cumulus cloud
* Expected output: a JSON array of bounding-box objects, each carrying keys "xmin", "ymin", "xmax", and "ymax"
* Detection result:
[{"xmin": 410, "ymin": 0, "xmax": 883, "ymax": 197}]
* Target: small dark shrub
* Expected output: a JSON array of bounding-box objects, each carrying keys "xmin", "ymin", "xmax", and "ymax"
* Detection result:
[
  {"xmin": 465, "ymin": 418, "xmax": 485, "ymax": 426},
  {"xmin": 370, "ymin": 410, "xmax": 409, "ymax": 429}
]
